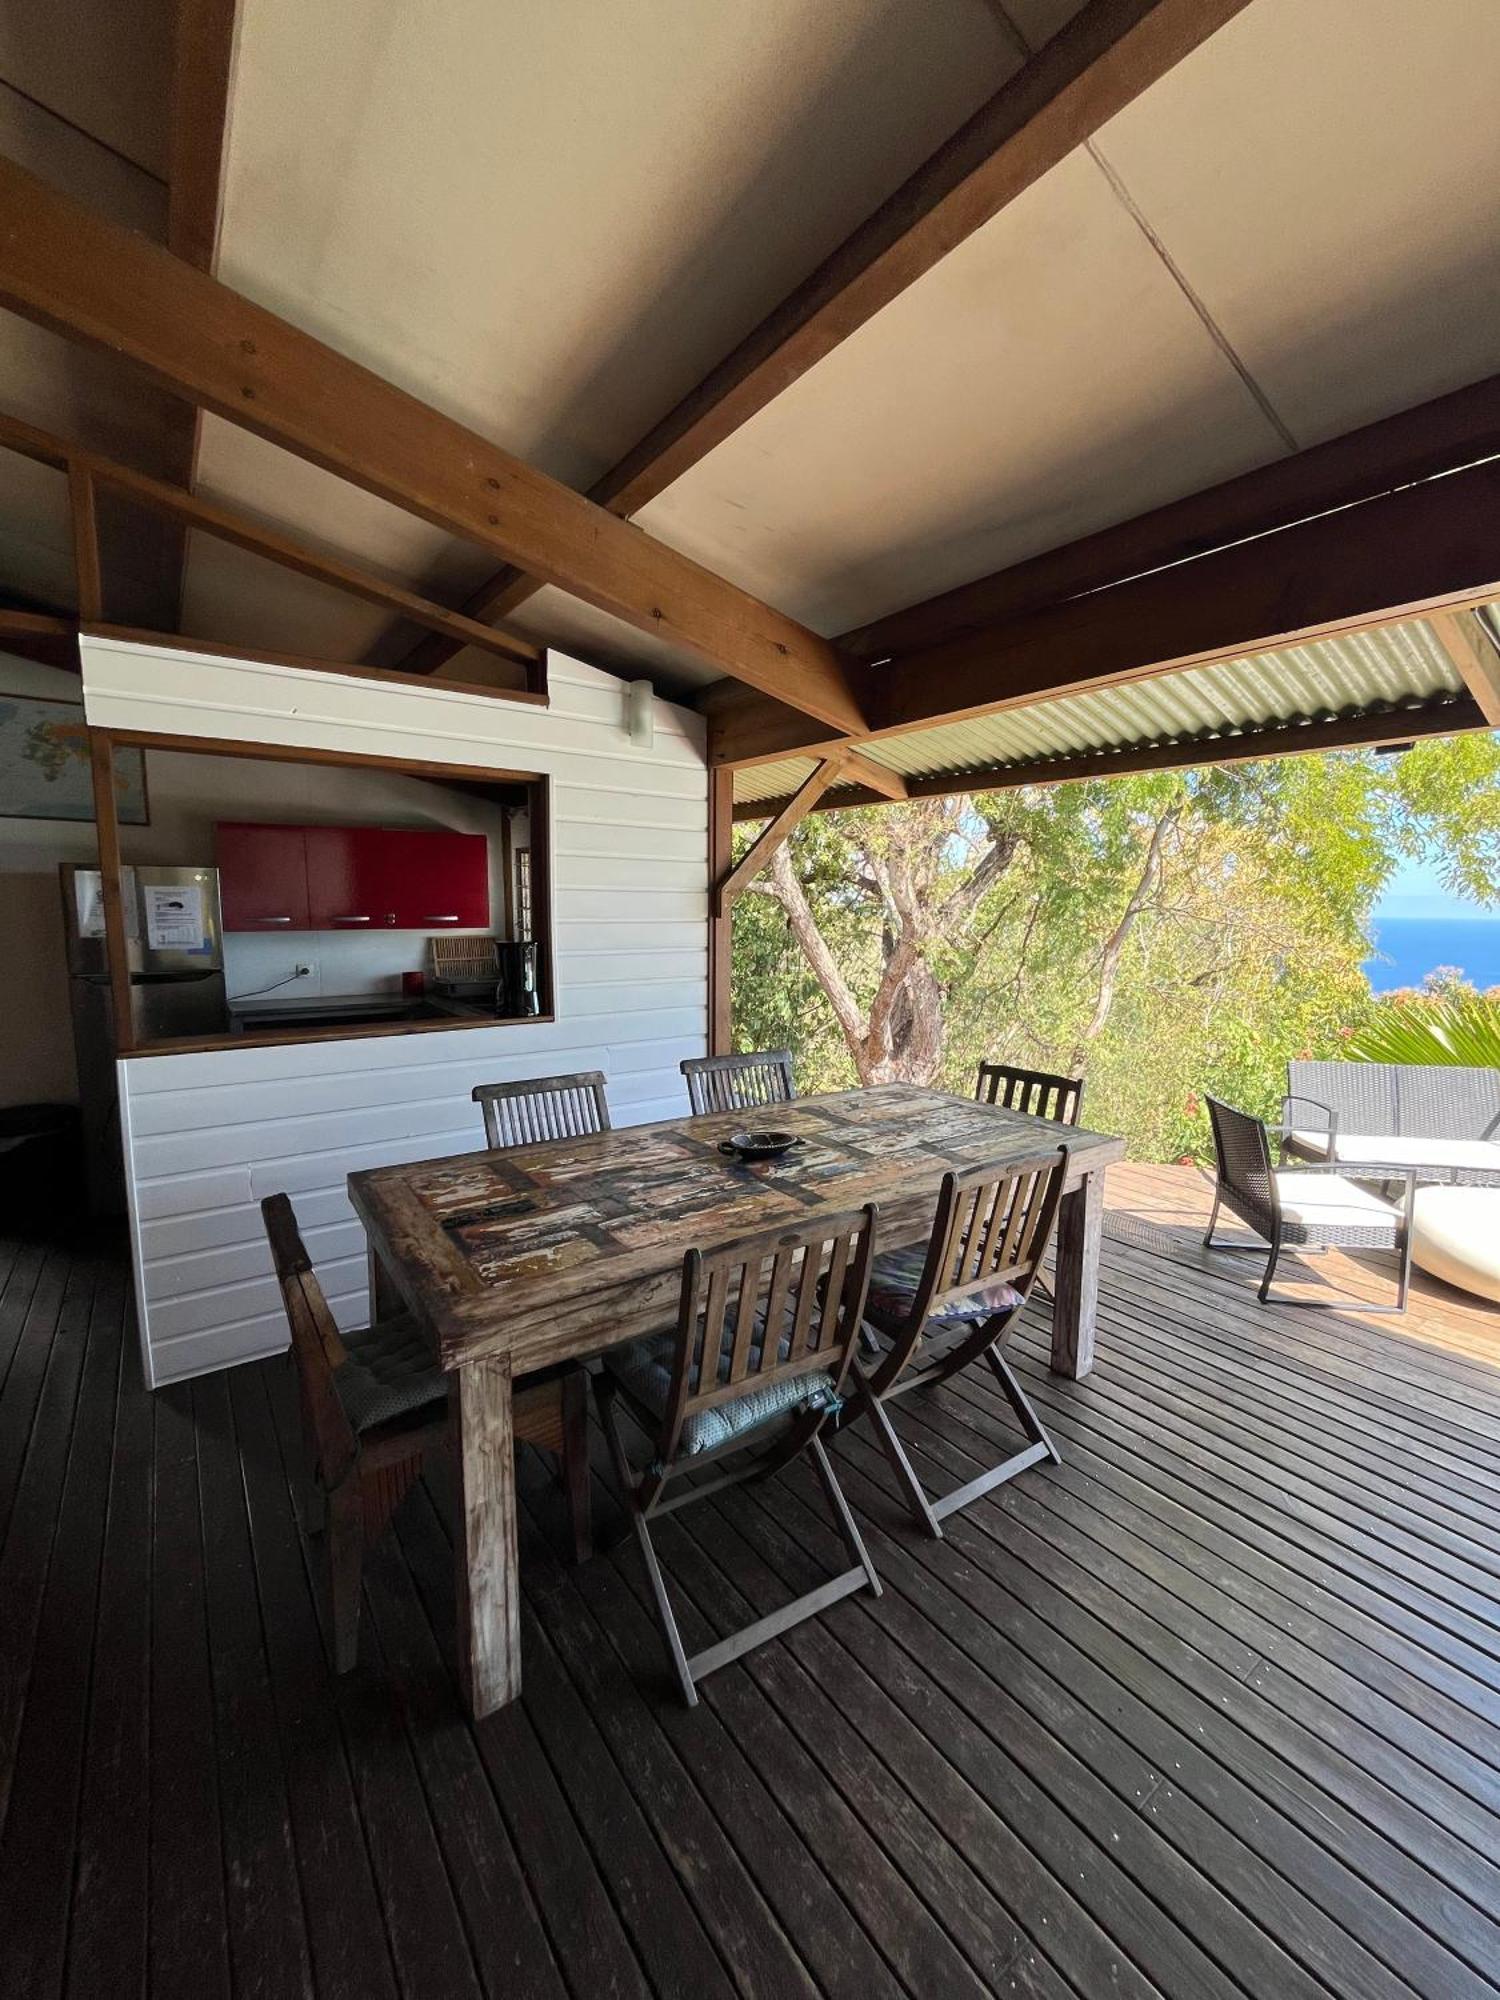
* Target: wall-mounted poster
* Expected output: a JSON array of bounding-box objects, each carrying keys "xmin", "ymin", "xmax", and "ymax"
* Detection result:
[{"xmin": 0, "ymin": 693, "xmax": 148, "ymax": 824}]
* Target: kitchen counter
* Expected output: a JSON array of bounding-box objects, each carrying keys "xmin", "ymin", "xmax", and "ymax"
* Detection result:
[{"xmin": 227, "ymin": 991, "xmax": 491, "ymax": 1035}]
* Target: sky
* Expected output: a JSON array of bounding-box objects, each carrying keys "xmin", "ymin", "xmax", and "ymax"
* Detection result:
[{"xmin": 1373, "ymin": 856, "xmax": 1500, "ymax": 923}]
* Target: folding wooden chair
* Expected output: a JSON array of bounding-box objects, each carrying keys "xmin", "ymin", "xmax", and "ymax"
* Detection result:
[
  {"xmin": 680, "ymin": 1048, "xmax": 794, "ymax": 1117},
  {"xmin": 847, "ymin": 1149, "xmax": 1070, "ymax": 1537},
  {"xmin": 975, "ymin": 1061, "xmax": 1085, "ymax": 1127},
  {"xmin": 471, "ymin": 1069, "xmax": 612, "ymax": 1146},
  {"xmin": 974, "ymin": 1063, "xmax": 1082, "ymax": 1303},
  {"xmin": 469, "ymin": 1071, "xmax": 614, "ymax": 1559},
  {"xmin": 596, "ymin": 1203, "xmax": 880, "ymax": 1706}
]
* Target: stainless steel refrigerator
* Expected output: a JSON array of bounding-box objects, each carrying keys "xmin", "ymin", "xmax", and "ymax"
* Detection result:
[{"xmin": 60, "ymin": 864, "xmax": 227, "ymax": 1212}]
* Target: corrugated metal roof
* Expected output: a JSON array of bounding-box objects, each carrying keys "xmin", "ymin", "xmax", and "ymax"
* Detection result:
[{"xmin": 733, "ymin": 613, "xmax": 1479, "ymax": 808}]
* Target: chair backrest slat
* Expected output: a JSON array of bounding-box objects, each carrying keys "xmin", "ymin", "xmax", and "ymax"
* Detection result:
[
  {"xmin": 681, "ymin": 1049, "xmax": 795, "ymax": 1117},
  {"xmin": 473, "ymin": 1070, "xmax": 612, "ymax": 1150},
  {"xmin": 655, "ymin": 1205, "xmax": 877, "ymax": 1462},
  {"xmin": 874, "ymin": 1150, "xmax": 1070, "ymax": 1393},
  {"xmin": 261, "ymin": 1192, "xmax": 358, "ymax": 1486},
  {"xmin": 975, "ymin": 1062, "xmax": 1084, "ymax": 1127}
]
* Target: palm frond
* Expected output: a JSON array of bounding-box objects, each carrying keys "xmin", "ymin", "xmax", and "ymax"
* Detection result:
[{"xmin": 1346, "ymin": 993, "xmax": 1500, "ymax": 1068}]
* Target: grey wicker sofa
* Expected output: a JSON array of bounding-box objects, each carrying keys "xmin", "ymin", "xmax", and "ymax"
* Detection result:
[{"xmin": 1283, "ymin": 1060, "xmax": 1500, "ymax": 1187}]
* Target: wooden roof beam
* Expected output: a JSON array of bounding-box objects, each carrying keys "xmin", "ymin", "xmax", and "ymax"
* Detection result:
[
  {"xmin": 1429, "ymin": 610, "xmax": 1500, "ymax": 727},
  {"xmin": 711, "ymin": 453, "xmax": 1500, "ymax": 767},
  {"xmin": 0, "ymin": 609, "xmax": 80, "ymax": 669},
  {"xmin": 0, "ymin": 156, "xmax": 869, "ymax": 735},
  {"xmin": 0, "ymin": 408, "xmax": 545, "ymax": 682},
  {"xmin": 388, "ymin": 0, "xmax": 1254, "ymax": 675},
  {"xmin": 153, "ymin": 0, "xmax": 240, "ymax": 625},
  {"xmin": 841, "ymin": 371, "xmax": 1500, "ymax": 662},
  {"xmin": 732, "ymin": 697, "xmax": 1490, "ymax": 817}
]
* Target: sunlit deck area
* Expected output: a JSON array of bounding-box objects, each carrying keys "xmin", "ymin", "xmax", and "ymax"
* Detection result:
[{"xmin": 2, "ymin": 1161, "xmax": 1499, "ymax": 2000}]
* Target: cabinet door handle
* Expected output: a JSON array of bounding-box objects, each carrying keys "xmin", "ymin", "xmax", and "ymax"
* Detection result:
[
  {"xmin": 255, "ymin": 915, "xmax": 294, "ymax": 924},
  {"xmin": 424, "ymin": 915, "xmax": 460, "ymax": 923},
  {"xmin": 332, "ymin": 914, "xmax": 372, "ymax": 924}
]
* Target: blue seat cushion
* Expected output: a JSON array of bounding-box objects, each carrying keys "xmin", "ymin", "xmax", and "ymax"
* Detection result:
[
  {"xmin": 604, "ymin": 1321, "xmax": 839, "ymax": 1458},
  {"xmin": 334, "ymin": 1314, "xmax": 448, "ymax": 1434},
  {"xmin": 863, "ymin": 1244, "xmax": 1022, "ymax": 1335}
]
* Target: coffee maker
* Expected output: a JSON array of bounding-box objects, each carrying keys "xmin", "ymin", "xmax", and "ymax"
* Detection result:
[{"xmin": 495, "ymin": 939, "xmax": 542, "ymax": 1017}]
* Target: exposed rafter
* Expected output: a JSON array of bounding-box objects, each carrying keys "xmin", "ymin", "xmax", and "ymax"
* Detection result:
[
  {"xmin": 0, "ymin": 610, "xmax": 81, "ymax": 669},
  {"xmin": 1429, "ymin": 611, "xmax": 1500, "ymax": 727},
  {"xmin": 840, "ymin": 752, "xmax": 908, "ymax": 802},
  {"xmin": 0, "ymin": 156, "xmax": 870, "ymax": 736},
  {"xmin": 157, "ymin": 0, "xmax": 240, "ymax": 624},
  {"xmin": 841, "ymin": 372, "xmax": 1500, "ymax": 663},
  {"xmin": 387, "ymin": 0, "xmax": 1255, "ymax": 675},
  {"xmin": 0, "ymin": 409, "xmax": 545, "ymax": 683},
  {"xmin": 731, "ymin": 696, "xmax": 1490, "ymax": 820},
  {"xmin": 711, "ymin": 450, "xmax": 1500, "ymax": 768}
]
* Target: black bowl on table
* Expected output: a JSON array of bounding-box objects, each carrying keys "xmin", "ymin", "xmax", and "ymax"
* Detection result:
[{"xmin": 718, "ymin": 1128, "xmax": 804, "ymax": 1162}]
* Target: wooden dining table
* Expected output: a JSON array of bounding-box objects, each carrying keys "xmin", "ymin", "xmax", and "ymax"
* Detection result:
[{"xmin": 347, "ymin": 1082, "xmax": 1125, "ymax": 1717}]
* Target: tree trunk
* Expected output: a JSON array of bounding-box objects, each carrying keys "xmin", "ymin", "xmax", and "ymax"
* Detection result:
[{"xmin": 1069, "ymin": 805, "xmax": 1179, "ymax": 1073}]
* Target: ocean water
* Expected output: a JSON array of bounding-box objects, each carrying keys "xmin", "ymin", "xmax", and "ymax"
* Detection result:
[{"xmin": 1364, "ymin": 917, "xmax": 1500, "ymax": 994}]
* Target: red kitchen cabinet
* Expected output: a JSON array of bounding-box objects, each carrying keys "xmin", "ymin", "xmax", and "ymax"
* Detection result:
[
  {"xmin": 221, "ymin": 822, "xmax": 490, "ymax": 932},
  {"xmin": 304, "ymin": 826, "xmax": 390, "ymax": 930},
  {"xmin": 378, "ymin": 829, "xmax": 490, "ymax": 929},
  {"xmin": 216, "ymin": 823, "xmax": 310, "ymax": 931}
]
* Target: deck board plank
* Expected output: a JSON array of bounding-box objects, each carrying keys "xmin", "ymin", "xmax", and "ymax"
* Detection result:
[{"xmin": 2, "ymin": 1168, "xmax": 1498, "ymax": 2000}]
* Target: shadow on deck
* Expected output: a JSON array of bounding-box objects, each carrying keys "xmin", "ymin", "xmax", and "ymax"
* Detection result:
[{"xmin": 2, "ymin": 1162, "xmax": 1499, "ymax": 1999}]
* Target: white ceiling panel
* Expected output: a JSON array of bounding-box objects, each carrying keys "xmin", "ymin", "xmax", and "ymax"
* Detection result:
[
  {"xmin": 636, "ymin": 146, "xmax": 1288, "ymax": 632},
  {"xmin": 1091, "ymin": 0, "xmax": 1500, "ymax": 446}
]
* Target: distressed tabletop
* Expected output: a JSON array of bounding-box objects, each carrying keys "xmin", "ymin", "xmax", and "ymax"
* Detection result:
[
  {"xmin": 349, "ymin": 1083, "xmax": 1125, "ymax": 1375},
  {"xmin": 348, "ymin": 1082, "xmax": 1124, "ymax": 1716}
]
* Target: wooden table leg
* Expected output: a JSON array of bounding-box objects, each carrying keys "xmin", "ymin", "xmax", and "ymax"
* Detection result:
[
  {"xmin": 453, "ymin": 1354, "xmax": 522, "ymax": 1717},
  {"xmin": 367, "ymin": 1242, "xmax": 405, "ymax": 1322},
  {"xmin": 1051, "ymin": 1167, "xmax": 1103, "ymax": 1378}
]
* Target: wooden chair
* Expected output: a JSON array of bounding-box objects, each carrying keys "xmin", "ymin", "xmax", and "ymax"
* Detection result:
[
  {"xmin": 263, "ymin": 1194, "xmax": 592, "ymax": 1671},
  {"xmin": 1203, "ymin": 1096, "xmax": 1416, "ymax": 1312},
  {"xmin": 469, "ymin": 1072, "xmax": 613, "ymax": 1561},
  {"xmin": 596, "ymin": 1204, "xmax": 881, "ymax": 1706},
  {"xmin": 471, "ymin": 1070, "xmax": 612, "ymax": 1147},
  {"xmin": 680, "ymin": 1048, "xmax": 794, "ymax": 1117},
  {"xmin": 976, "ymin": 1061, "xmax": 1085, "ymax": 1127},
  {"xmin": 847, "ymin": 1150, "xmax": 1070, "ymax": 1538}
]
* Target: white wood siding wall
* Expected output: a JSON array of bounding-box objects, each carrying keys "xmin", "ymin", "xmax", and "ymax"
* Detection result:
[{"xmin": 80, "ymin": 637, "xmax": 709, "ymax": 1387}]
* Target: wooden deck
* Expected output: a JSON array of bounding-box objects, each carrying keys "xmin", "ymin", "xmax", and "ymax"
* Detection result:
[{"xmin": 3, "ymin": 1160, "xmax": 1500, "ymax": 1999}]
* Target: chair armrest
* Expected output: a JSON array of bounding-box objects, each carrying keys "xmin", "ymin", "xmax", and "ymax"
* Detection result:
[
  {"xmin": 1281, "ymin": 1158, "xmax": 1417, "ymax": 1186},
  {"xmin": 1279, "ymin": 1095, "xmax": 1339, "ymax": 1141}
]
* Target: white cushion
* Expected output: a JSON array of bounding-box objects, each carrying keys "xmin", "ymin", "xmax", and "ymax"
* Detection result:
[
  {"xmin": 1272, "ymin": 1172, "xmax": 1400, "ymax": 1233},
  {"xmin": 1411, "ymin": 1189, "xmax": 1500, "ymax": 1304},
  {"xmin": 1290, "ymin": 1131, "xmax": 1500, "ymax": 1176}
]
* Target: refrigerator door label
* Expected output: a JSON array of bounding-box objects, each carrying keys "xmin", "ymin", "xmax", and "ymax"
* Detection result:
[{"xmin": 143, "ymin": 881, "xmax": 207, "ymax": 951}]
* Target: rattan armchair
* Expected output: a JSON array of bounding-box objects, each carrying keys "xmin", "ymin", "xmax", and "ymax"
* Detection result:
[{"xmin": 1203, "ymin": 1096, "xmax": 1416, "ymax": 1313}]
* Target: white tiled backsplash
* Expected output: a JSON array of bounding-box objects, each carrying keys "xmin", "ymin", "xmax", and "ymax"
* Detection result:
[{"xmin": 223, "ymin": 926, "xmax": 493, "ymax": 1002}]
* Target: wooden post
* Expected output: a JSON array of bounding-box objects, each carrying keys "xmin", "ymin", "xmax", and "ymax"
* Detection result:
[
  {"xmin": 708, "ymin": 765, "xmax": 733, "ymax": 1055},
  {"xmin": 87, "ymin": 730, "xmax": 135, "ymax": 1055},
  {"xmin": 1050, "ymin": 1165, "xmax": 1104, "ymax": 1377},
  {"xmin": 453, "ymin": 1354, "xmax": 522, "ymax": 1716}
]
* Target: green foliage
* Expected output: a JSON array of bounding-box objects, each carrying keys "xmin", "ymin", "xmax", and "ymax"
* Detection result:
[
  {"xmin": 732, "ymin": 732, "xmax": 1500, "ymax": 1162},
  {"xmin": 1346, "ymin": 990, "xmax": 1500, "ymax": 1068}
]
